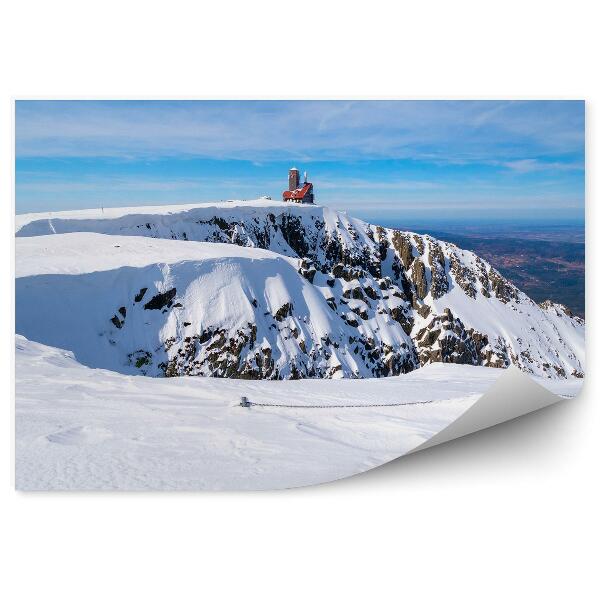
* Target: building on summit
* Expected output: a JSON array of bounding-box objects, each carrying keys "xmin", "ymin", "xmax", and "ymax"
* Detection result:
[{"xmin": 282, "ymin": 167, "xmax": 314, "ymax": 204}]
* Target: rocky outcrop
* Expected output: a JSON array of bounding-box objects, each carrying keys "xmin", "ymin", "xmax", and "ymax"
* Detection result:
[
  {"xmin": 411, "ymin": 259, "xmax": 428, "ymax": 300},
  {"xmin": 428, "ymin": 241, "xmax": 449, "ymax": 299},
  {"xmin": 144, "ymin": 288, "xmax": 177, "ymax": 311},
  {"xmin": 134, "ymin": 287, "xmax": 148, "ymax": 303},
  {"xmin": 274, "ymin": 303, "xmax": 293, "ymax": 322},
  {"xmin": 391, "ymin": 231, "xmax": 415, "ymax": 269},
  {"xmin": 450, "ymin": 254, "xmax": 477, "ymax": 298},
  {"xmin": 415, "ymin": 308, "xmax": 508, "ymax": 368}
]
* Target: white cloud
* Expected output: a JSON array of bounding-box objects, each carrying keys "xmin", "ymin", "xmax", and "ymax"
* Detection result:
[{"xmin": 502, "ymin": 158, "xmax": 584, "ymax": 173}]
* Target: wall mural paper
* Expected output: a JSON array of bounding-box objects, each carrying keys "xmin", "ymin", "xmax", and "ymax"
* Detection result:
[{"xmin": 15, "ymin": 100, "xmax": 585, "ymax": 490}]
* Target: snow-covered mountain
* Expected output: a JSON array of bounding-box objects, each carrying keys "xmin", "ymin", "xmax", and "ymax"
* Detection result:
[{"xmin": 16, "ymin": 199, "xmax": 585, "ymax": 381}]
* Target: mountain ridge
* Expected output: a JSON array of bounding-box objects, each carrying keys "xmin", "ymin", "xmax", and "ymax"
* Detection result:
[{"xmin": 16, "ymin": 200, "xmax": 585, "ymax": 381}]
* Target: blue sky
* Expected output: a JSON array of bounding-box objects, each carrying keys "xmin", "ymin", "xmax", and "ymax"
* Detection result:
[{"xmin": 15, "ymin": 100, "xmax": 584, "ymax": 224}]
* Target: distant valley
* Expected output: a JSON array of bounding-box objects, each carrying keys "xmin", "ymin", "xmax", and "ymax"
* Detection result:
[{"xmin": 397, "ymin": 224, "xmax": 585, "ymax": 318}]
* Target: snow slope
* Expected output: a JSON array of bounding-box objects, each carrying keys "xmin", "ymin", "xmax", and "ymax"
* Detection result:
[
  {"xmin": 15, "ymin": 199, "xmax": 278, "ymax": 233},
  {"xmin": 17, "ymin": 233, "xmax": 373, "ymax": 377},
  {"xmin": 16, "ymin": 335, "xmax": 502, "ymax": 490}
]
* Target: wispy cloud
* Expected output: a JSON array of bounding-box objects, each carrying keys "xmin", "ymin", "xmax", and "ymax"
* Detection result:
[
  {"xmin": 16, "ymin": 100, "xmax": 584, "ymax": 165},
  {"xmin": 17, "ymin": 179, "xmax": 203, "ymax": 193},
  {"xmin": 502, "ymin": 158, "xmax": 584, "ymax": 173}
]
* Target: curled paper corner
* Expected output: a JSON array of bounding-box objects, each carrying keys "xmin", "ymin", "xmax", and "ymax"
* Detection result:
[{"xmin": 408, "ymin": 367, "xmax": 568, "ymax": 455}]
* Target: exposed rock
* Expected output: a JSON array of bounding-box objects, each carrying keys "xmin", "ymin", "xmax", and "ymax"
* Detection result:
[
  {"xmin": 326, "ymin": 297, "xmax": 337, "ymax": 311},
  {"xmin": 411, "ymin": 259, "xmax": 428, "ymax": 300},
  {"xmin": 389, "ymin": 307, "xmax": 414, "ymax": 335},
  {"xmin": 144, "ymin": 288, "xmax": 177, "ymax": 311},
  {"xmin": 376, "ymin": 226, "xmax": 389, "ymax": 261},
  {"xmin": 413, "ymin": 235, "xmax": 425, "ymax": 255},
  {"xmin": 344, "ymin": 315, "xmax": 360, "ymax": 327},
  {"xmin": 128, "ymin": 349, "xmax": 152, "ymax": 370},
  {"xmin": 363, "ymin": 285, "xmax": 379, "ymax": 300},
  {"xmin": 134, "ymin": 287, "xmax": 148, "ymax": 303},
  {"xmin": 415, "ymin": 310, "xmax": 501, "ymax": 367},
  {"xmin": 428, "ymin": 241, "xmax": 449, "ymax": 299},
  {"xmin": 110, "ymin": 315, "xmax": 123, "ymax": 329},
  {"xmin": 274, "ymin": 302, "xmax": 293, "ymax": 322},
  {"xmin": 350, "ymin": 306, "xmax": 369, "ymax": 320},
  {"xmin": 298, "ymin": 259, "xmax": 317, "ymax": 283},
  {"xmin": 489, "ymin": 268, "xmax": 518, "ymax": 303},
  {"xmin": 450, "ymin": 254, "xmax": 477, "ymax": 298},
  {"xmin": 417, "ymin": 304, "xmax": 431, "ymax": 319},
  {"xmin": 391, "ymin": 231, "xmax": 414, "ymax": 269}
]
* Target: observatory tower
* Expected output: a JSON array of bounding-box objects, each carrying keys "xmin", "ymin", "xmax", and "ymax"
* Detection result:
[{"xmin": 282, "ymin": 168, "xmax": 315, "ymax": 204}]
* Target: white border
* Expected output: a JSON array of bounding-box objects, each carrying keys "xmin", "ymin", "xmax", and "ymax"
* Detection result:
[{"xmin": 1, "ymin": 2, "xmax": 597, "ymax": 599}]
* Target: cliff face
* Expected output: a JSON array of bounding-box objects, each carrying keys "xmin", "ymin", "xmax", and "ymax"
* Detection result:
[{"xmin": 16, "ymin": 201, "xmax": 585, "ymax": 380}]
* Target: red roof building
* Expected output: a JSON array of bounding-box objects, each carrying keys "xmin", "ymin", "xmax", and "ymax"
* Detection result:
[{"xmin": 282, "ymin": 168, "xmax": 315, "ymax": 204}]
